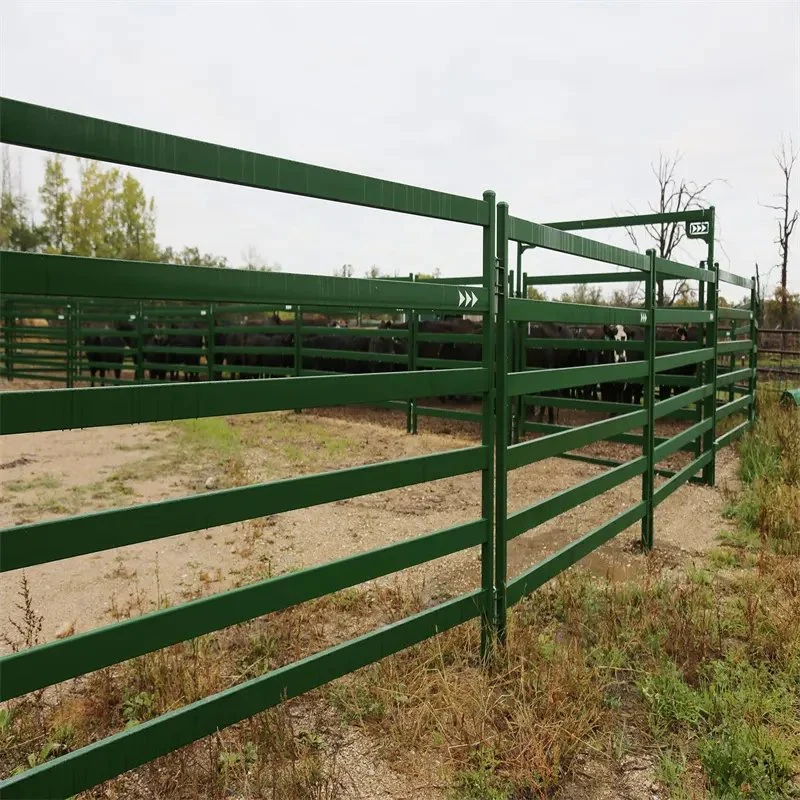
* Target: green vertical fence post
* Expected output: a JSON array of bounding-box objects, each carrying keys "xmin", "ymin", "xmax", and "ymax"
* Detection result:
[
  {"xmin": 728, "ymin": 318, "xmax": 737, "ymax": 405},
  {"xmin": 702, "ymin": 217, "xmax": 719, "ymax": 486},
  {"xmin": 514, "ymin": 256, "xmax": 524, "ymax": 445},
  {"xmin": 507, "ymin": 268, "xmax": 515, "ymax": 446},
  {"xmin": 206, "ymin": 304, "xmax": 215, "ymax": 381},
  {"xmin": 3, "ymin": 299, "xmax": 13, "ymax": 381},
  {"xmin": 294, "ymin": 305, "xmax": 302, "ymax": 413},
  {"xmin": 405, "ymin": 272, "xmax": 415, "ymax": 434},
  {"xmin": 518, "ymin": 270, "xmax": 529, "ymax": 442},
  {"xmin": 694, "ymin": 262, "xmax": 706, "ymax": 461},
  {"xmin": 494, "ymin": 200, "xmax": 509, "ymax": 646},
  {"xmin": 480, "ymin": 190, "xmax": 497, "ymax": 659},
  {"xmin": 410, "ymin": 307, "xmax": 418, "ymax": 435},
  {"xmin": 65, "ymin": 303, "xmax": 74, "ymax": 388},
  {"xmin": 641, "ymin": 250, "xmax": 657, "ymax": 551},
  {"xmin": 748, "ymin": 278, "xmax": 758, "ymax": 428},
  {"xmin": 135, "ymin": 302, "xmax": 145, "ymax": 382},
  {"xmin": 511, "ymin": 249, "xmax": 523, "ymax": 445},
  {"xmin": 74, "ymin": 299, "xmax": 82, "ymax": 385}
]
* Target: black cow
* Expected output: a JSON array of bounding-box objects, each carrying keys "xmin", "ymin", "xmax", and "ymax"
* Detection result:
[
  {"xmin": 303, "ymin": 334, "xmax": 371, "ymax": 374},
  {"xmin": 525, "ymin": 322, "xmax": 576, "ymax": 423},
  {"xmin": 84, "ymin": 329, "xmax": 125, "ymax": 386},
  {"xmin": 658, "ymin": 325, "xmax": 695, "ymax": 401},
  {"xmin": 165, "ymin": 321, "xmax": 204, "ymax": 382}
]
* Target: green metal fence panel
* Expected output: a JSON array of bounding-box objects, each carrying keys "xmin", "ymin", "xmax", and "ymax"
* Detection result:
[{"xmin": 0, "ymin": 98, "xmax": 762, "ymax": 797}]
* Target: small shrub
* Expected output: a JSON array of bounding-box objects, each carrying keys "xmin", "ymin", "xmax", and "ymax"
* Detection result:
[{"xmin": 698, "ymin": 724, "xmax": 795, "ymax": 799}]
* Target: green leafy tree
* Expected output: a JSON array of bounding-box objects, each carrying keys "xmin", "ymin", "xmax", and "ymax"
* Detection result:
[
  {"xmin": 559, "ymin": 284, "xmax": 605, "ymax": 305},
  {"xmin": 38, "ymin": 156, "xmax": 71, "ymax": 253},
  {"xmin": 117, "ymin": 174, "xmax": 158, "ymax": 260},
  {"xmin": 0, "ymin": 148, "xmax": 44, "ymax": 252},
  {"xmin": 527, "ymin": 286, "xmax": 547, "ymax": 301},
  {"xmin": 69, "ymin": 161, "xmax": 158, "ymax": 260},
  {"xmin": 160, "ymin": 245, "xmax": 228, "ymax": 268},
  {"xmin": 69, "ymin": 161, "xmax": 122, "ymax": 257}
]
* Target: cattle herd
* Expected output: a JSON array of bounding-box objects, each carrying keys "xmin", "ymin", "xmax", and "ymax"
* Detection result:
[{"xmin": 81, "ymin": 314, "xmax": 697, "ymax": 417}]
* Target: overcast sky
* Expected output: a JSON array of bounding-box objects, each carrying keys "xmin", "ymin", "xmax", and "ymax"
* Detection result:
[{"xmin": 2, "ymin": 0, "xmax": 799, "ymax": 302}]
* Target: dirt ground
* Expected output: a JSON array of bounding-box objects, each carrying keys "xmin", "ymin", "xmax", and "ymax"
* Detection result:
[{"xmin": 0, "ymin": 378, "xmax": 739, "ymax": 799}]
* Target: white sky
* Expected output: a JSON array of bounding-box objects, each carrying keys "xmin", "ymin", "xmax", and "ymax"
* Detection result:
[{"xmin": 2, "ymin": 0, "xmax": 799, "ymax": 303}]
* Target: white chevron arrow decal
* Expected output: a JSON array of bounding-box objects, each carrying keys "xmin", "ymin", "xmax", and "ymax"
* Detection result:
[
  {"xmin": 458, "ymin": 290, "xmax": 465, "ymax": 307},
  {"xmin": 468, "ymin": 290, "xmax": 478, "ymax": 307}
]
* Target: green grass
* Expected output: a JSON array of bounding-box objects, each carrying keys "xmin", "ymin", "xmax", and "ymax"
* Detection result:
[
  {"xmin": 175, "ymin": 417, "xmax": 242, "ymax": 457},
  {"xmin": 729, "ymin": 391, "xmax": 800, "ymax": 554},
  {"xmin": 4, "ymin": 473, "xmax": 61, "ymax": 492}
]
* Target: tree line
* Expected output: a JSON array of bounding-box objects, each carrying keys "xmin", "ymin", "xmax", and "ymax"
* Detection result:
[{"xmin": 0, "ymin": 151, "xmax": 231, "ymax": 268}]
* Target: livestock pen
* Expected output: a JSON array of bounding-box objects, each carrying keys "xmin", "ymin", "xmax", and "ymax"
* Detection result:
[{"xmin": 0, "ymin": 98, "xmax": 757, "ymax": 798}]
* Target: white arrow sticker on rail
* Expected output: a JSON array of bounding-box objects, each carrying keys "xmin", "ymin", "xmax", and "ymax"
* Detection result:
[
  {"xmin": 468, "ymin": 290, "xmax": 478, "ymax": 307},
  {"xmin": 458, "ymin": 290, "xmax": 466, "ymax": 307}
]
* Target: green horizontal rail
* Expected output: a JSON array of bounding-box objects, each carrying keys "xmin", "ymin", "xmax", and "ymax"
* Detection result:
[
  {"xmin": 716, "ymin": 367, "xmax": 753, "ymax": 388},
  {"xmin": 508, "ymin": 360, "xmax": 649, "ymax": 397},
  {"xmin": 522, "ymin": 421, "xmax": 673, "ymax": 450},
  {"xmin": 0, "ymin": 590, "xmax": 482, "ymax": 800},
  {"xmin": 715, "ymin": 419, "xmax": 751, "ymax": 449},
  {"xmin": 508, "ymin": 297, "xmax": 650, "ymax": 326},
  {"xmin": 412, "ymin": 275, "xmax": 484, "ymax": 285},
  {"xmin": 301, "ymin": 347, "xmax": 408, "ymax": 365},
  {"xmin": 0, "ymin": 98, "xmax": 489, "ymax": 226},
  {"xmin": 653, "ymin": 347, "xmax": 714, "ymax": 373},
  {"xmin": 653, "ymin": 418, "xmax": 713, "ymax": 463},
  {"xmin": 717, "ymin": 269, "xmax": 752, "ymax": 289},
  {"xmin": 525, "ymin": 271, "xmax": 644, "ymax": 285},
  {"xmin": 416, "ymin": 332, "xmax": 483, "ymax": 344},
  {"xmin": 717, "ymin": 307, "xmax": 752, "ymax": 321},
  {"xmin": 416, "ymin": 357, "xmax": 483, "ymax": 369},
  {"xmin": 0, "ymin": 518, "xmax": 485, "ymax": 701},
  {"xmin": 653, "ymin": 451, "xmax": 713, "ymax": 507},
  {"xmin": 523, "ymin": 337, "xmax": 645, "ymax": 352},
  {"xmin": 545, "ymin": 209, "xmax": 710, "ymax": 232},
  {"xmin": 414, "ymin": 405, "xmax": 483, "ymax": 422},
  {"xmin": 654, "ymin": 256, "xmax": 716, "ymax": 283},
  {"xmin": 656, "ymin": 374, "xmax": 698, "ymax": 387},
  {"xmin": 715, "ymin": 393, "xmax": 752, "ymax": 421},
  {"xmin": 522, "ymin": 395, "xmax": 640, "ymax": 414},
  {"xmin": 717, "ymin": 339, "xmax": 753, "ymax": 354},
  {"xmin": 507, "ymin": 409, "xmax": 647, "ymax": 470},
  {"xmin": 506, "ymin": 502, "xmax": 646, "ymax": 607},
  {"xmin": 507, "ymin": 457, "xmax": 645, "ymax": 539},
  {"xmin": 0, "ymin": 252, "xmax": 489, "ymax": 313},
  {"xmin": 1, "ymin": 446, "xmax": 485, "ymax": 571},
  {"xmin": 508, "ymin": 217, "xmax": 649, "ymax": 271},
  {"xmin": 654, "ymin": 308, "xmax": 715, "ymax": 325},
  {"xmin": 653, "ymin": 384, "xmax": 714, "ymax": 421},
  {"xmin": 0, "ymin": 368, "xmax": 488, "ymax": 435}
]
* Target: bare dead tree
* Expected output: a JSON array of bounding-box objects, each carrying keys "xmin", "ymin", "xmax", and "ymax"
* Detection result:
[
  {"xmin": 624, "ymin": 153, "xmax": 724, "ymax": 306},
  {"xmin": 760, "ymin": 138, "xmax": 798, "ymax": 328}
]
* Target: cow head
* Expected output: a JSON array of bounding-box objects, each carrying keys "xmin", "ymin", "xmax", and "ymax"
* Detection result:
[
  {"xmin": 603, "ymin": 324, "xmax": 628, "ymax": 363},
  {"xmin": 676, "ymin": 326, "xmax": 688, "ymax": 342}
]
